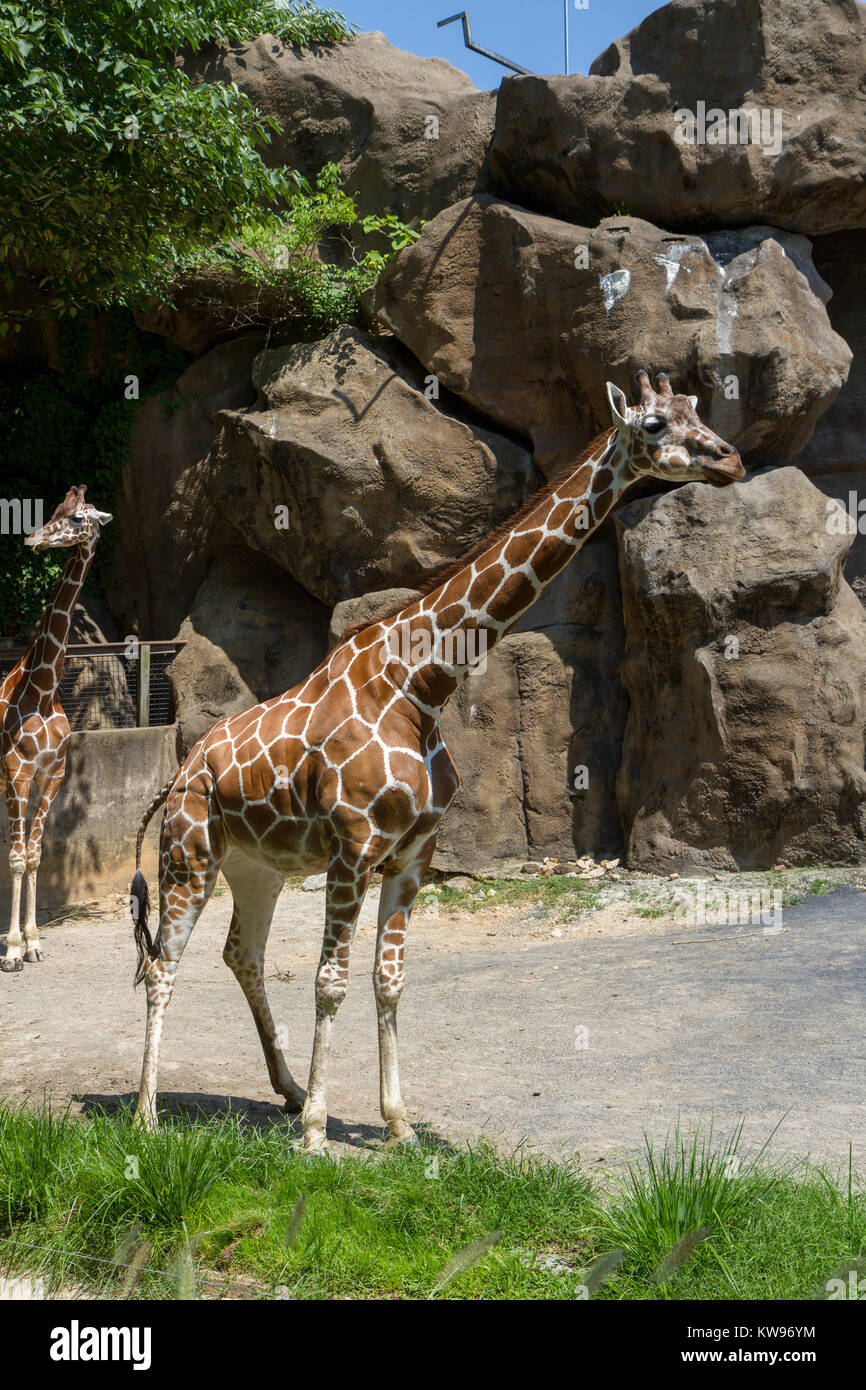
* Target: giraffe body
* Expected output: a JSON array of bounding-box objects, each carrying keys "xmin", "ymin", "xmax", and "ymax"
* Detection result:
[
  {"xmin": 1, "ymin": 486, "xmax": 112, "ymax": 971},
  {"xmin": 131, "ymin": 374, "xmax": 744, "ymax": 1147}
]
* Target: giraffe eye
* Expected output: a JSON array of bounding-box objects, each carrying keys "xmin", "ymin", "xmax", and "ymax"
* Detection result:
[{"xmin": 643, "ymin": 417, "xmax": 666, "ymax": 434}]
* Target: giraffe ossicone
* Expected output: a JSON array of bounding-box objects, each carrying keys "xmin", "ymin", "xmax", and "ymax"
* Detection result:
[
  {"xmin": 129, "ymin": 374, "xmax": 744, "ymax": 1149},
  {"xmin": 1, "ymin": 485, "xmax": 112, "ymax": 972}
]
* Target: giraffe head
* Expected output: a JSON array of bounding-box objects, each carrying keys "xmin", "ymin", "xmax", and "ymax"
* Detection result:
[
  {"xmin": 607, "ymin": 371, "xmax": 745, "ymax": 487},
  {"xmin": 25, "ymin": 485, "xmax": 112, "ymax": 554}
]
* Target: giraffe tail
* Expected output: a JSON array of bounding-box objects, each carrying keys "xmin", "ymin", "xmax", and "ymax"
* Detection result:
[{"xmin": 130, "ymin": 775, "xmax": 174, "ymax": 987}]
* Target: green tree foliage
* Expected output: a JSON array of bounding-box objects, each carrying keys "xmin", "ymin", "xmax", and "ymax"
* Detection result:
[
  {"xmin": 0, "ymin": 314, "xmax": 188, "ymax": 640},
  {"xmin": 173, "ymin": 162, "xmax": 421, "ymax": 340},
  {"xmin": 0, "ymin": 1, "xmax": 356, "ymax": 323}
]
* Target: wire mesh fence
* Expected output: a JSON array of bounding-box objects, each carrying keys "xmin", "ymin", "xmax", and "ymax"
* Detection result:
[{"xmin": 0, "ymin": 642, "xmax": 184, "ymax": 732}]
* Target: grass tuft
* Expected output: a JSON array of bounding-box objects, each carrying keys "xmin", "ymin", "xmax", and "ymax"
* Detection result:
[{"xmin": 0, "ymin": 1106, "xmax": 863, "ymax": 1300}]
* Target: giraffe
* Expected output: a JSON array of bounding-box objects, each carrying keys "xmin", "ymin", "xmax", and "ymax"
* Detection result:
[
  {"xmin": 1, "ymin": 485, "xmax": 112, "ymax": 972},
  {"xmin": 129, "ymin": 372, "xmax": 744, "ymax": 1149}
]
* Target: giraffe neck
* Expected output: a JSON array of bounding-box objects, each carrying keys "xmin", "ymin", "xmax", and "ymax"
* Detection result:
[
  {"xmin": 21, "ymin": 544, "xmax": 95, "ymax": 713},
  {"xmin": 385, "ymin": 428, "xmax": 636, "ymax": 716}
]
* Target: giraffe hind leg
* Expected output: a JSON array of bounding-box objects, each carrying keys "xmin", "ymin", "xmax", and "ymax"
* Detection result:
[
  {"xmin": 221, "ymin": 851, "xmax": 306, "ymax": 1111},
  {"xmin": 22, "ymin": 760, "xmax": 66, "ymax": 964},
  {"xmin": 2, "ymin": 776, "xmax": 31, "ymax": 973}
]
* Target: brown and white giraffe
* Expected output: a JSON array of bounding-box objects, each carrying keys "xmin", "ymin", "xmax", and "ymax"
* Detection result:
[
  {"xmin": 130, "ymin": 373, "xmax": 744, "ymax": 1149},
  {"xmin": 1, "ymin": 486, "xmax": 112, "ymax": 972}
]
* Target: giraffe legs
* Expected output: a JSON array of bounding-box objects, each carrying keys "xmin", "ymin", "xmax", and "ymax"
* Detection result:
[
  {"xmin": 301, "ymin": 852, "xmax": 375, "ymax": 1153},
  {"xmin": 2, "ymin": 777, "xmax": 31, "ymax": 973},
  {"xmin": 21, "ymin": 760, "xmax": 66, "ymax": 964},
  {"xmin": 220, "ymin": 852, "xmax": 306, "ymax": 1111},
  {"xmin": 374, "ymin": 835, "xmax": 438, "ymax": 1145}
]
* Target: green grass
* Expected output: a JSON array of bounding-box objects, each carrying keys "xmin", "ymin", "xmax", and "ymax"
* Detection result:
[{"xmin": 0, "ymin": 1103, "xmax": 863, "ymax": 1301}]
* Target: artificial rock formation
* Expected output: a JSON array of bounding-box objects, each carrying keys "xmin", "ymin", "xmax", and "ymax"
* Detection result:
[
  {"xmin": 167, "ymin": 548, "xmax": 329, "ymax": 756},
  {"xmin": 207, "ymin": 325, "xmax": 539, "ymax": 605},
  {"xmin": 370, "ymin": 196, "xmax": 850, "ymax": 474},
  {"xmin": 616, "ymin": 468, "xmax": 866, "ymax": 871},
  {"xmin": 109, "ymin": 334, "xmax": 264, "ymax": 638},
  {"xmin": 96, "ymin": 1, "xmax": 866, "ymax": 877},
  {"xmin": 487, "ymin": 0, "xmax": 866, "ymax": 236},
  {"xmin": 185, "ymin": 31, "xmax": 494, "ymax": 231}
]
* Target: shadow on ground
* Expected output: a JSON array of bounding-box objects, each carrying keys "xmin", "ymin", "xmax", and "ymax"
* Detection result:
[{"xmin": 76, "ymin": 1090, "xmax": 457, "ymax": 1154}]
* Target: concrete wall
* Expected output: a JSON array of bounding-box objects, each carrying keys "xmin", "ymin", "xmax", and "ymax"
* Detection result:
[{"xmin": 0, "ymin": 725, "xmax": 178, "ymax": 907}]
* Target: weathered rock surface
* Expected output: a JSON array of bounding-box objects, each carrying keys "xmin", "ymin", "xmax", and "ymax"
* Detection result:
[
  {"xmin": 371, "ymin": 196, "xmax": 851, "ymax": 473},
  {"xmin": 168, "ymin": 548, "xmax": 329, "ymax": 755},
  {"xmin": 329, "ymin": 536, "xmax": 627, "ymax": 871},
  {"xmin": 109, "ymin": 334, "xmax": 264, "ymax": 638},
  {"xmin": 132, "ymin": 266, "xmax": 289, "ymax": 359},
  {"xmin": 208, "ymin": 325, "xmax": 539, "ymax": 605},
  {"xmin": 616, "ymin": 468, "xmax": 866, "ymax": 871},
  {"xmin": 185, "ymin": 31, "xmax": 493, "ymax": 230},
  {"xmin": 487, "ymin": 0, "xmax": 866, "ymax": 236}
]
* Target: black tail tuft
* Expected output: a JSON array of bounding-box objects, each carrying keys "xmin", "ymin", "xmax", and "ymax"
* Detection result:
[{"xmin": 130, "ymin": 869, "xmax": 156, "ymax": 987}]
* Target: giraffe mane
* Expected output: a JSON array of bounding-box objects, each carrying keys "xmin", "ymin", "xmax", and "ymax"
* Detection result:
[{"xmin": 340, "ymin": 427, "xmax": 617, "ymax": 642}]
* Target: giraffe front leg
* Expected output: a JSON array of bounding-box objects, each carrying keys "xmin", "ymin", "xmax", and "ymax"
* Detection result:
[
  {"xmin": 2, "ymin": 780, "xmax": 31, "ymax": 973},
  {"xmin": 301, "ymin": 853, "xmax": 374, "ymax": 1153},
  {"xmin": 22, "ymin": 761, "xmax": 66, "ymax": 964},
  {"xmin": 374, "ymin": 834, "xmax": 438, "ymax": 1146}
]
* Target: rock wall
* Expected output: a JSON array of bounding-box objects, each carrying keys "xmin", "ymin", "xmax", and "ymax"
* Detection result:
[
  {"xmin": 106, "ymin": 2, "xmax": 866, "ymax": 873},
  {"xmin": 616, "ymin": 469, "xmax": 866, "ymax": 869}
]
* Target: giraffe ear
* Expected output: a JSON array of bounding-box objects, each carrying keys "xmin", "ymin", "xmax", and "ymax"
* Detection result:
[
  {"xmin": 606, "ymin": 381, "xmax": 629, "ymax": 427},
  {"xmin": 687, "ymin": 394, "xmax": 699, "ymax": 409}
]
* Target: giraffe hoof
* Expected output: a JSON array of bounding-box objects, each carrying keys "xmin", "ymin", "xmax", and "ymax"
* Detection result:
[
  {"xmin": 302, "ymin": 1131, "xmax": 330, "ymax": 1156},
  {"xmin": 386, "ymin": 1126, "xmax": 419, "ymax": 1149},
  {"xmin": 23, "ymin": 948, "xmax": 43, "ymax": 963},
  {"xmin": 281, "ymin": 1092, "xmax": 306, "ymax": 1115},
  {"xmin": 0, "ymin": 956, "xmax": 23, "ymax": 973}
]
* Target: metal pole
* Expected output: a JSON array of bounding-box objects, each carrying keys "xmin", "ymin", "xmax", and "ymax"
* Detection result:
[
  {"xmin": 564, "ymin": 0, "xmax": 570, "ymax": 75},
  {"xmin": 137, "ymin": 643, "xmax": 151, "ymax": 728}
]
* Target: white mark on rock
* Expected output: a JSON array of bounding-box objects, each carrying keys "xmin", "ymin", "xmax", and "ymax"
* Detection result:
[
  {"xmin": 653, "ymin": 242, "xmax": 695, "ymax": 291},
  {"xmin": 599, "ymin": 268, "xmax": 631, "ymax": 315}
]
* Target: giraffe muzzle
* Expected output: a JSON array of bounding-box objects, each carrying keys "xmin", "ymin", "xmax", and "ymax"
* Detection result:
[{"xmin": 703, "ymin": 454, "xmax": 745, "ymax": 486}]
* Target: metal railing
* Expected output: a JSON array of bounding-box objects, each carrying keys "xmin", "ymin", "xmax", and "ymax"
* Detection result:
[{"xmin": 0, "ymin": 641, "xmax": 184, "ymax": 732}]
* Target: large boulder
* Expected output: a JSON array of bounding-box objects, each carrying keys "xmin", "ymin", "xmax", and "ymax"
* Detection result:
[
  {"xmin": 793, "ymin": 231, "xmax": 866, "ymax": 602},
  {"xmin": 168, "ymin": 548, "xmax": 329, "ymax": 755},
  {"xmin": 370, "ymin": 195, "xmax": 851, "ymax": 474},
  {"xmin": 487, "ymin": 0, "xmax": 866, "ymax": 236},
  {"xmin": 185, "ymin": 32, "xmax": 494, "ymax": 230},
  {"xmin": 207, "ymin": 325, "xmax": 540, "ymax": 605},
  {"xmin": 615, "ymin": 468, "xmax": 866, "ymax": 871},
  {"xmin": 109, "ymin": 334, "xmax": 264, "ymax": 639},
  {"xmin": 329, "ymin": 535, "xmax": 628, "ymax": 871}
]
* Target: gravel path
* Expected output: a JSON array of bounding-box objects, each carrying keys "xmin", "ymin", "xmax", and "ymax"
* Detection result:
[{"xmin": 1, "ymin": 880, "xmax": 864, "ymax": 1170}]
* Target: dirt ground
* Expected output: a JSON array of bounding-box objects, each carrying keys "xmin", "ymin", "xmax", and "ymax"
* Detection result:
[{"xmin": 2, "ymin": 872, "xmax": 865, "ymax": 1171}]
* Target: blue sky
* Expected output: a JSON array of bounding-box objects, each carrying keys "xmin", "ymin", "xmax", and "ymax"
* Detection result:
[{"xmin": 337, "ymin": 1, "xmax": 657, "ymax": 87}]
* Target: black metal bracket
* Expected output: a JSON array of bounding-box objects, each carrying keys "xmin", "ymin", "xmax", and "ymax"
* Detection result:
[{"xmin": 437, "ymin": 11, "xmax": 533, "ymax": 75}]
